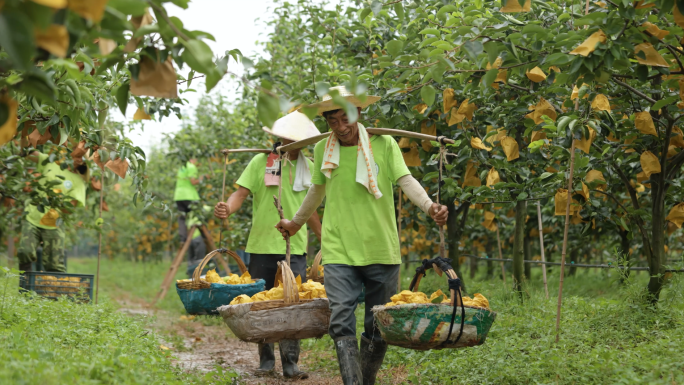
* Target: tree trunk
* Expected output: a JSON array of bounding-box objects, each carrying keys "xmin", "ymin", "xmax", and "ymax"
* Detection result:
[
  {"xmin": 648, "ymin": 189, "xmax": 666, "ymax": 302},
  {"xmin": 523, "ymin": 235, "xmax": 531, "ymax": 281},
  {"xmin": 447, "ymin": 201, "xmax": 470, "ymax": 291},
  {"xmin": 512, "ymin": 200, "xmax": 527, "ymax": 296}
]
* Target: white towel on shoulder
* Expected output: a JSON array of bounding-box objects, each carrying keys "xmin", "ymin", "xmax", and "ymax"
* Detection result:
[
  {"xmin": 293, "ymin": 151, "xmax": 312, "ymax": 192},
  {"xmin": 321, "ymin": 123, "xmax": 382, "ymax": 199}
]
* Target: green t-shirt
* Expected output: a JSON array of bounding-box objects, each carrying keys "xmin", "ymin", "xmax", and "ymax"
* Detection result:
[
  {"xmin": 312, "ymin": 135, "xmax": 410, "ymax": 266},
  {"xmin": 26, "ymin": 153, "xmax": 87, "ymax": 230},
  {"xmin": 237, "ymin": 153, "xmax": 313, "ymax": 255},
  {"xmin": 173, "ymin": 162, "xmax": 200, "ymax": 201}
]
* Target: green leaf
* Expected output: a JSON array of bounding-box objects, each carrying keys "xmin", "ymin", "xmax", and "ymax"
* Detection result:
[
  {"xmin": 370, "ymin": 0, "xmax": 382, "ymax": 16},
  {"xmin": 20, "ymin": 72, "xmax": 57, "ymax": 104},
  {"xmin": 0, "ymin": 11, "xmax": 35, "ymax": 71},
  {"xmin": 463, "ymin": 41, "xmax": 483, "ymax": 63},
  {"xmin": 419, "ymin": 28, "xmax": 441, "ymax": 36},
  {"xmin": 652, "ymin": 95, "xmax": 679, "ymax": 111},
  {"xmin": 482, "ymin": 68, "xmax": 498, "ymax": 88},
  {"xmin": 116, "ymin": 82, "xmax": 130, "ymax": 116},
  {"xmin": 431, "ymin": 295, "xmax": 444, "ymax": 304},
  {"xmin": 258, "ymin": 91, "xmax": 280, "ymax": 129},
  {"xmin": 421, "ymin": 85, "xmax": 436, "ymax": 106},
  {"xmin": 436, "ymin": 4, "xmax": 458, "ymax": 20},
  {"xmin": 540, "ymin": 172, "xmax": 555, "ymax": 180},
  {"xmin": 133, "ymin": 24, "xmax": 160, "ymax": 38},
  {"xmin": 394, "ymin": 3, "xmax": 404, "ymax": 19},
  {"xmin": 483, "ymin": 41, "xmax": 500, "ymax": 66},
  {"xmin": 108, "ymin": 0, "xmax": 148, "ymax": 16},
  {"xmin": 386, "ymin": 40, "xmax": 404, "ymax": 58},
  {"xmin": 181, "ymin": 39, "xmax": 215, "ymax": 74}
]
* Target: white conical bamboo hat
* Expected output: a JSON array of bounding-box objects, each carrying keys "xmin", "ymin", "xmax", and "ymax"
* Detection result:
[
  {"xmin": 302, "ymin": 85, "xmax": 381, "ymax": 115},
  {"xmin": 262, "ymin": 111, "xmax": 321, "ymax": 142}
]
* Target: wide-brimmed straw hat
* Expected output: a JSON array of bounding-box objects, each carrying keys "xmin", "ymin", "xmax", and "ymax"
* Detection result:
[
  {"xmin": 303, "ymin": 85, "xmax": 381, "ymax": 115},
  {"xmin": 262, "ymin": 111, "xmax": 321, "ymax": 142}
]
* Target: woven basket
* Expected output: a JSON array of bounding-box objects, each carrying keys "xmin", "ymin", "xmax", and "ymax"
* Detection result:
[
  {"xmin": 218, "ymin": 261, "xmax": 331, "ymax": 343},
  {"xmin": 176, "ymin": 249, "xmax": 265, "ymax": 315},
  {"xmin": 371, "ymin": 258, "xmax": 497, "ymax": 350},
  {"xmin": 308, "ymin": 250, "xmax": 324, "ymax": 284},
  {"xmin": 177, "ymin": 249, "xmax": 247, "ymax": 290}
]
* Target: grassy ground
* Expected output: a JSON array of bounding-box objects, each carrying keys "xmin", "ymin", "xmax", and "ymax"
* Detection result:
[
  {"xmin": 63, "ymin": 256, "xmax": 684, "ymax": 384},
  {"xmin": 0, "ymin": 264, "xmax": 239, "ymax": 385}
]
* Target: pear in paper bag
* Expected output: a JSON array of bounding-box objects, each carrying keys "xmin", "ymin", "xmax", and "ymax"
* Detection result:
[{"xmin": 569, "ymin": 30, "xmax": 607, "ymax": 57}]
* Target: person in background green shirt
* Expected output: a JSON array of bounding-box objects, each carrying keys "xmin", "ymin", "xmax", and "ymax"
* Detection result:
[
  {"xmin": 276, "ymin": 87, "xmax": 448, "ymax": 385},
  {"xmin": 214, "ymin": 111, "xmax": 322, "ymax": 380},
  {"xmin": 173, "ymin": 159, "xmax": 201, "ymax": 243},
  {"xmin": 18, "ymin": 151, "xmax": 88, "ymax": 272}
]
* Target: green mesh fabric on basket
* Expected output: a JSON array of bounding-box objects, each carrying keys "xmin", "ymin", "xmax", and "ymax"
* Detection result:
[{"xmin": 372, "ymin": 303, "xmax": 496, "ymax": 350}]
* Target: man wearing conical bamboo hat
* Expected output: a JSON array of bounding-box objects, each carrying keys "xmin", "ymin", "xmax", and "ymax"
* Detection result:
[
  {"xmin": 214, "ymin": 111, "xmax": 322, "ymax": 379},
  {"xmin": 276, "ymin": 86, "xmax": 448, "ymax": 385}
]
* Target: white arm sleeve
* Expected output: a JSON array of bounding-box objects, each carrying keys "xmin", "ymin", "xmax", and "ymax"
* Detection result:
[
  {"xmin": 397, "ymin": 175, "xmax": 433, "ymax": 214},
  {"xmin": 292, "ymin": 184, "xmax": 326, "ymax": 226}
]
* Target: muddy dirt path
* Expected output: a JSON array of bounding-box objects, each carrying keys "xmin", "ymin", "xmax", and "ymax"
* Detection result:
[{"xmin": 116, "ymin": 296, "xmax": 341, "ymax": 384}]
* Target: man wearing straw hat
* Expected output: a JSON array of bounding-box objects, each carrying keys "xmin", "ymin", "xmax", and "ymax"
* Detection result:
[
  {"xmin": 276, "ymin": 86, "xmax": 448, "ymax": 385},
  {"xmin": 214, "ymin": 111, "xmax": 323, "ymax": 380}
]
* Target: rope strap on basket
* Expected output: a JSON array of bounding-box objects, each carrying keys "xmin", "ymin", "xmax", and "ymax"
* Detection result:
[{"xmin": 407, "ymin": 256, "xmax": 465, "ymax": 348}]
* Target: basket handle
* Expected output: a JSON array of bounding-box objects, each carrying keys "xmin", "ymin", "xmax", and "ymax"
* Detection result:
[
  {"xmin": 408, "ymin": 257, "xmax": 462, "ymax": 307},
  {"xmin": 309, "ymin": 250, "xmax": 322, "ymax": 279},
  {"xmin": 192, "ymin": 248, "xmax": 249, "ymax": 283},
  {"xmin": 278, "ymin": 261, "xmax": 300, "ymax": 304}
]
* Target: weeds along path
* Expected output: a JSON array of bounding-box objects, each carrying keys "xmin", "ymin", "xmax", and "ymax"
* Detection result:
[{"xmin": 115, "ymin": 296, "xmax": 339, "ymax": 384}]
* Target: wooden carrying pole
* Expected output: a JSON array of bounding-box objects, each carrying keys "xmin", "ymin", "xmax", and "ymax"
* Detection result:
[
  {"xmin": 273, "ymin": 148, "xmax": 291, "ymax": 266},
  {"xmin": 276, "ymin": 127, "xmax": 456, "ymax": 153},
  {"xmin": 536, "ymin": 201, "xmax": 549, "ymax": 299},
  {"xmin": 556, "ymin": 140, "xmax": 576, "ymax": 343}
]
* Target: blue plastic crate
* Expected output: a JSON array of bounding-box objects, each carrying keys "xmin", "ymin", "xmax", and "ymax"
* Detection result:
[{"xmin": 19, "ymin": 271, "xmax": 94, "ymax": 302}]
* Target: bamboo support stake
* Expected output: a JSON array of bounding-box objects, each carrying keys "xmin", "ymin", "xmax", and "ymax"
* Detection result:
[
  {"xmin": 536, "ymin": 201, "xmax": 549, "ymax": 299},
  {"xmin": 397, "ymin": 187, "xmax": 402, "ymax": 292},
  {"xmin": 495, "ymin": 226, "xmax": 507, "ymax": 285},
  {"xmin": 95, "ymin": 179, "xmax": 104, "ymax": 305},
  {"xmin": 7, "ymin": 221, "xmax": 14, "ymax": 267},
  {"xmin": 437, "ymin": 147, "xmax": 446, "ymax": 260},
  {"xmin": 556, "ymin": 140, "xmax": 576, "ymax": 343},
  {"xmin": 151, "ymin": 225, "xmax": 197, "ymax": 306}
]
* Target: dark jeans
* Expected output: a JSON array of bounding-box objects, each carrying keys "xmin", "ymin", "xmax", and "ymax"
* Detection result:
[
  {"xmin": 325, "ymin": 264, "xmax": 400, "ymax": 341},
  {"xmin": 176, "ymin": 200, "xmax": 195, "ymax": 243},
  {"xmin": 249, "ymin": 253, "xmax": 307, "ymax": 290}
]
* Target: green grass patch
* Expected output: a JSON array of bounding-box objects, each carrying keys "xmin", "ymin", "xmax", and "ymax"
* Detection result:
[{"xmin": 0, "ymin": 266, "xmax": 239, "ymax": 384}]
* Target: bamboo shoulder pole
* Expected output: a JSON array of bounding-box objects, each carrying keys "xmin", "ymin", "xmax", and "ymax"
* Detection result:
[
  {"xmin": 536, "ymin": 201, "xmax": 549, "ymax": 299},
  {"xmin": 555, "ymin": 140, "xmax": 576, "ymax": 343}
]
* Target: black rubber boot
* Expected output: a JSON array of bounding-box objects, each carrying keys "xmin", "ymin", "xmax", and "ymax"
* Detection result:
[
  {"xmin": 255, "ymin": 343, "xmax": 275, "ymax": 375},
  {"xmin": 360, "ymin": 333, "xmax": 388, "ymax": 385},
  {"xmin": 279, "ymin": 339, "xmax": 309, "ymax": 379},
  {"xmin": 334, "ymin": 336, "xmax": 362, "ymax": 385}
]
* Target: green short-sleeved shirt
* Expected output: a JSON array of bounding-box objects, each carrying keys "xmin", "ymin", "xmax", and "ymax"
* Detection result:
[
  {"xmin": 26, "ymin": 153, "xmax": 87, "ymax": 230},
  {"xmin": 173, "ymin": 162, "xmax": 200, "ymax": 201},
  {"xmin": 237, "ymin": 153, "xmax": 313, "ymax": 255},
  {"xmin": 312, "ymin": 135, "xmax": 410, "ymax": 266}
]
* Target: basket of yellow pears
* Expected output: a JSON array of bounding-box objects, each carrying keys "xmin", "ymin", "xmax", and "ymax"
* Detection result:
[
  {"xmin": 176, "ymin": 249, "xmax": 265, "ymax": 315},
  {"xmin": 218, "ymin": 261, "xmax": 330, "ymax": 343}
]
